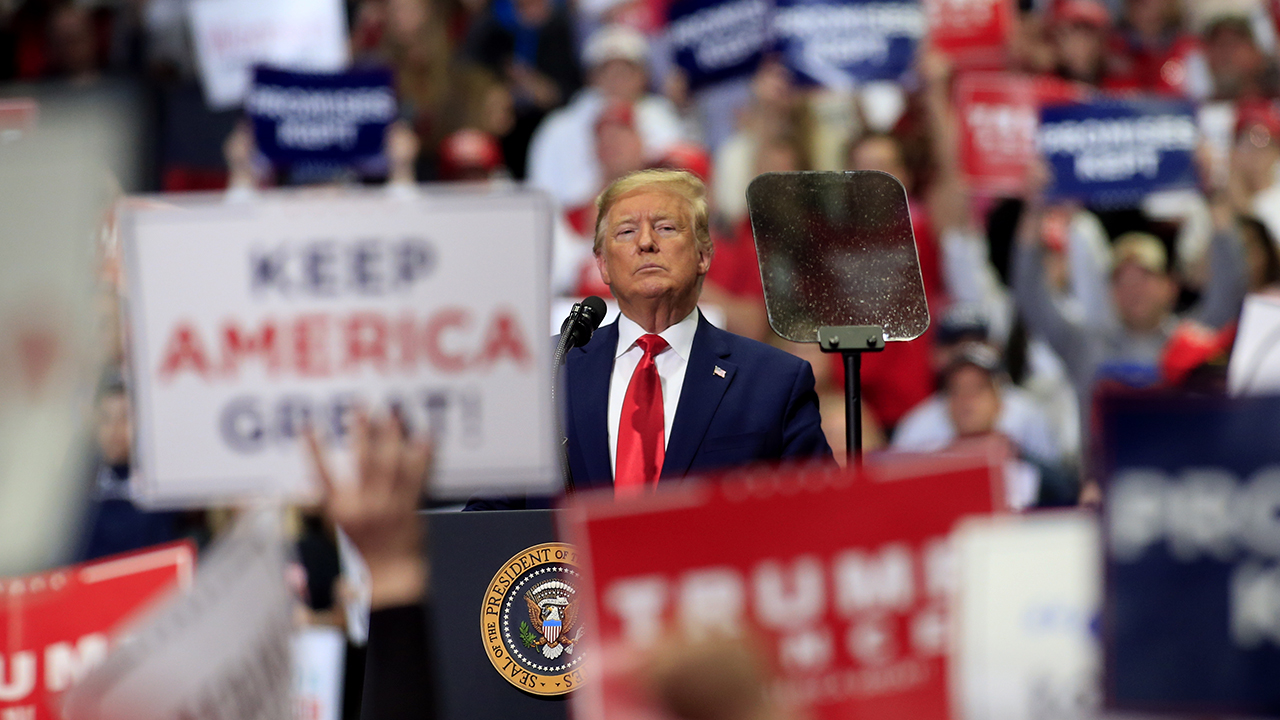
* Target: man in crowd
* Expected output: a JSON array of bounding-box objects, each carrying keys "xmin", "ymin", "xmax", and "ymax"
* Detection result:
[
  {"xmin": 1013, "ymin": 198, "xmax": 1246, "ymax": 403},
  {"xmin": 470, "ymin": 169, "xmax": 830, "ymax": 508},
  {"xmin": 525, "ymin": 24, "xmax": 683, "ymax": 208},
  {"xmin": 892, "ymin": 319, "xmax": 1065, "ymax": 468}
]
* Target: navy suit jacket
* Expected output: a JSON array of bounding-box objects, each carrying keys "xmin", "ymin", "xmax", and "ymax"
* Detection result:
[{"xmin": 466, "ymin": 311, "xmax": 832, "ymax": 509}]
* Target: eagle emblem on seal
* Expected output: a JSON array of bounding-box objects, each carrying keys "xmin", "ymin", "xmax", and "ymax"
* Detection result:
[{"xmin": 520, "ymin": 580, "xmax": 582, "ymax": 659}]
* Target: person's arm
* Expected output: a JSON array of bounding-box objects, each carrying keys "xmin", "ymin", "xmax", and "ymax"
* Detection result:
[
  {"xmin": 939, "ymin": 226, "xmax": 1014, "ymax": 343},
  {"xmin": 1190, "ymin": 218, "xmax": 1248, "ymax": 329},
  {"xmin": 307, "ymin": 414, "xmax": 434, "ymax": 720},
  {"xmin": 1064, "ymin": 209, "xmax": 1115, "ymax": 328},
  {"xmin": 1011, "ymin": 198, "xmax": 1090, "ymax": 380}
]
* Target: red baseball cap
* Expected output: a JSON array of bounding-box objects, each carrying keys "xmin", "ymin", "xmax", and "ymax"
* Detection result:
[
  {"xmin": 438, "ymin": 129, "xmax": 503, "ymax": 180},
  {"xmin": 1235, "ymin": 99, "xmax": 1280, "ymax": 146}
]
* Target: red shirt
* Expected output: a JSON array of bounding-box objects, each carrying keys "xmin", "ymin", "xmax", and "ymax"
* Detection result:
[{"xmin": 706, "ymin": 218, "xmax": 765, "ymax": 300}]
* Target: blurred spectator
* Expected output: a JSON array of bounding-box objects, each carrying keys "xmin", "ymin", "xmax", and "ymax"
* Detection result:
[
  {"xmin": 1013, "ymin": 190, "xmax": 1246, "ymax": 404},
  {"xmin": 442, "ymin": 62, "xmax": 517, "ymax": 140},
  {"xmin": 1202, "ymin": 12, "xmax": 1280, "ymax": 101},
  {"xmin": 77, "ymin": 371, "xmax": 182, "ymax": 561},
  {"xmin": 1108, "ymin": 0, "xmax": 1209, "ymax": 98},
  {"xmin": 898, "ymin": 344, "xmax": 1077, "ymax": 509},
  {"xmin": 1241, "ymin": 214, "xmax": 1280, "ymax": 293},
  {"xmin": 846, "ymin": 132, "xmax": 944, "ymax": 311},
  {"xmin": 712, "ymin": 59, "xmax": 813, "ymax": 227},
  {"xmin": 894, "ymin": 341, "xmax": 1065, "ymax": 466},
  {"xmin": 362, "ymin": 0, "xmax": 458, "ymax": 160},
  {"xmin": 703, "ymin": 134, "xmax": 801, "ymax": 342},
  {"xmin": 526, "ymin": 24, "xmax": 682, "ymax": 206},
  {"xmin": 552, "ymin": 101, "xmax": 648, "ymax": 296},
  {"xmin": 1230, "ymin": 99, "xmax": 1280, "ymax": 240},
  {"xmin": 4, "ymin": 0, "xmax": 111, "ymax": 82},
  {"xmin": 1048, "ymin": 0, "xmax": 1126, "ymax": 89},
  {"xmin": 465, "ymin": 0, "xmax": 582, "ymax": 177}
]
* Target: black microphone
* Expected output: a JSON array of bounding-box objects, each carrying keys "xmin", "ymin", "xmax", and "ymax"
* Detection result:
[
  {"xmin": 558, "ymin": 295, "xmax": 607, "ymax": 349},
  {"xmin": 552, "ymin": 296, "xmax": 606, "ymax": 495}
]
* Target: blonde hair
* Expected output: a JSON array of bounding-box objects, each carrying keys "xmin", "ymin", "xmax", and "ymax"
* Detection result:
[{"xmin": 593, "ymin": 169, "xmax": 711, "ymax": 255}]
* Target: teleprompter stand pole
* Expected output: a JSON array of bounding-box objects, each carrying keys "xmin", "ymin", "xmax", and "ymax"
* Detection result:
[{"xmin": 818, "ymin": 325, "xmax": 886, "ymax": 467}]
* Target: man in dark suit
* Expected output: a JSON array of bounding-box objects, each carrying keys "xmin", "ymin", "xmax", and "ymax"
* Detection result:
[{"xmin": 469, "ymin": 168, "xmax": 830, "ymax": 509}]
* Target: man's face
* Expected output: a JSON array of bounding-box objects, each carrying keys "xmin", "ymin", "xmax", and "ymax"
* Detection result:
[
  {"xmin": 849, "ymin": 137, "xmax": 910, "ymax": 188},
  {"xmin": 1111, "ymin": 262, "xmax": 1176, "ymax": 332},
  {"xmin": 596, "ymin": 122, "xmax": 645, "ymax": 181},
  {"xmin": 1055, "ymin": 23, "xmax": 1105, "ymax": 80},
  {"xmin": 1207, "ymin": 26, "xmax": 1263, "ymax": 96},
  {"xmin": 592, "ymin": 59, "xmax": 648, "ymax": 103},
  {"xmin": 596, "ymin": 189, "xmax": 711, "ymax": 307},
  {"xmin": 1233, "ymin": 130, "xmax": 1280, "ymax": 192},
  {"xmin": 946, "ymin": 365, "xmax": 1001, "ymax": 438}
]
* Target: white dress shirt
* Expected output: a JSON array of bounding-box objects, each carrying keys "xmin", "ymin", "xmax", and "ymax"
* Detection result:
[{"xmin": 607, "ymin": 308, "xmax": 700, "ymax": 477}]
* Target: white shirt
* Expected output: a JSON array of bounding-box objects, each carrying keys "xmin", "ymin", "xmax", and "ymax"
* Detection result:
[
  {"xmin": 526, "ymin": 89, "xmax": 685, "ymax": 207},
  {"xmin": 607, "ymin": 308, "xmax": 700, "ymax": 477},
  {"xmin": 890, "ymin": 386, "xmax": 1063, "ymax": 465}
]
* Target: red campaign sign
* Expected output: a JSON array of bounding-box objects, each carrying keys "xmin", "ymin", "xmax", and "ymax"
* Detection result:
[
  {"xmin": 563, "ymin": 454, "xmax": 1001, "ymax": 720},
  {"xmin": 924, "ymin": 0, "xmax": 1015, "ymax": 71},
  {"xmin": 0, "ymin": 542, "xmax": 196, "ymax": 720},
  {"xmin": 956, "ymin": 72, "xmax": 1086, "ymax": 196}
]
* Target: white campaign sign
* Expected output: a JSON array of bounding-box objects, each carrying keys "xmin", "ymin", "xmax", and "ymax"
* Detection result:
[
  {"xmin": 189, "ymin": 0, "xmax": 349, "ymax": 109},
  {"xmin": 950, "ymin": 512, "xmax": 1101, "ymax": 720},
  {"xmin": 1228, "ymin": 293, "xmax": 1280, "ymax": 396},
  {"xmin": 123, "ymin": 186, "xmax": 557, "ymax": 506}
]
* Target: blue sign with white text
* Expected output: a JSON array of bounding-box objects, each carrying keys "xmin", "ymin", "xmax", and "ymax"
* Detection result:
[
  {"xmin": 247, "ymin": 66, "xmax": 397, "ymax": 166},
  {"xmin": 667, "ymin": 0, "xmax": 771, "ymax": 90},
  {"xmin": 1039, "ymin": 98, "xmax": 1199, "ymax": 207},
  {"xmin": 1102, "ymin": 394, "xmax": 1280, "ymax": 716},
  {"xmin": 771, "ymin": 0, "xmax": 922, "ymax": 88}
]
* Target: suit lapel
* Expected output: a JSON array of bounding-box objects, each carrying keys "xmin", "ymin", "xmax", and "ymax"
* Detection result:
[
  {"xmin": 663, "ymin": 313, "xmax": 736, "ymax": 479},
  {"xmin": 567, "ymin": 320, "xmax": 616, "ymax": 486}
]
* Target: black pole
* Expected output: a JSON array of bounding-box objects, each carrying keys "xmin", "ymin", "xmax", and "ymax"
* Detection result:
[
  {"xmin": 552, "ymin": 335, "xmax": 577, "ymax": 494},
  {"xmin": 843, "ymin": 351, "xmax": 862, "ymax": 467}
]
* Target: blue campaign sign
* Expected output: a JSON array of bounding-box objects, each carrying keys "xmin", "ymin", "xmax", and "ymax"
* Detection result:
[
  {"xmin": 1101, "ymin": 394, "xmax": 1280, "ymax": 715},
  {"xmin": 1039, "ymin": 98, "xmax": 1199, "ymax": 207},
  {"xmin": 246, "ymin": 66, "xmax": 397, "ymax": 166},
  {"xmin": 666, "ymin": 0, "xmax": 771, "ymax": 90},
  {"xmin": 771, "ymin": 0, "xmax": 923, "ymax": 88}
]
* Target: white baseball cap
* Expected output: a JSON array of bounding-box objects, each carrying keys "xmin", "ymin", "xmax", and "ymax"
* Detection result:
[{"xmin": 582, "ymin": 25, "xmax": 649, "ymax": 68}]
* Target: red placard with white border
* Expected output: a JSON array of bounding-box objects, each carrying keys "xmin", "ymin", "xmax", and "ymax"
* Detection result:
[
  {"xmin": 562, "ymin": 453, "xmax": 1002, "ymax": 720},
  {"xmin": 924, "ymin": 0, "xmax": 1015, "ymax": 71},
  {"xmin": 956, "ymin": 73, "xmax": 1087, "ymax": 196},
  {"xmin": 0, "ymin": 542, "xmax": 195, "ymax": 720}
]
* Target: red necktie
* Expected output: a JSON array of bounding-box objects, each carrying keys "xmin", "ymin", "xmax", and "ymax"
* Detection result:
[{"xmin": 615, "ymin": 334, "xmax": 668, "ymax": 498}]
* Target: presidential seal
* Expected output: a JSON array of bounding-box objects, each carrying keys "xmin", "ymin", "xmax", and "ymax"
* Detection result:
[{"xmin": 481, "ymin": 542, "xmax": 585, "ymax": 695}]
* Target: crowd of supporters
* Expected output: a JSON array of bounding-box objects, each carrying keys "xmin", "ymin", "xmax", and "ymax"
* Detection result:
[{"xmin": 5, "ymin": 0, "xmax": 1280, "ymax": 536}]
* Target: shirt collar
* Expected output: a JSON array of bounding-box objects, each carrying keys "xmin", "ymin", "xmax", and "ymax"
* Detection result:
[{"xmin": 616, "ymin": 307, "xmax": 700, "ymax": 360}]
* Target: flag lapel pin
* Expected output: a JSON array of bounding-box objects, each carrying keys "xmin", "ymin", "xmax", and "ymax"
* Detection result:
[{"xmin": 713, "ymin": 366, "xmax": 726, "ymax": 378}]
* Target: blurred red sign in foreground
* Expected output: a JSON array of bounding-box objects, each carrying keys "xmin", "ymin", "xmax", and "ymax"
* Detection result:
[
  {"xmin": 0, "ymin": 542, "xmax": 195, "ymax": 720},
  {"xmin": 564, "ymin": 454, "xmax": 1002, "ymax": 720},
  {"xmin": 956, "ymin": 73, "xmax": 1087, "ymax": 196}
]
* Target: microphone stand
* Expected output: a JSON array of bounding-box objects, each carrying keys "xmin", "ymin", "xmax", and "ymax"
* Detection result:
[
  {"xmin": 551, "ymin": 329, "xmax": 577, "ymax": 494},
  {"xmin": 817, "ymin": 325, "xmax": 885, "ymax": 468}
]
